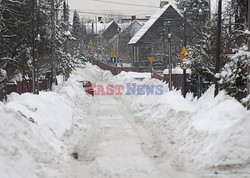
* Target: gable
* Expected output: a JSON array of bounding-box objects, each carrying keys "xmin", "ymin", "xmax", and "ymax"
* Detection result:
[
  {"xmin": 120, "ymin": 21, "xmax": 143, "ymax": 37},
  {"xmin": 128, "ymin": 4, "xmax": 183, "ymax": 45},
  {"xmin": 103, "ymin": 21, "xmax": 120, "ymax": 40}
]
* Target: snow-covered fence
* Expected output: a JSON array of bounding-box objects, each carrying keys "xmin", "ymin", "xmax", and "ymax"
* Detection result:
[
  {"xmin": 92, "ymin": 60, "xmax": 151, "ymax": 75},
  {"xmin": 152, "ymin": 69, "xmax": 164, "ymax": 81},
  {"xmin": 0, "ymin": 79, "xmax": 52, "ymax": 101}
]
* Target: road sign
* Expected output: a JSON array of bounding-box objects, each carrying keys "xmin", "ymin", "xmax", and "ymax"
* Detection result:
[
  {"xmin": 180, "ymin": 47, "xmax": 189, "ymax": 59},
  {"xmin": 148, "ymin": 56, "xmax": 155, "ymax": 64},
  {"xmin": 180, "ymin": 61, "xmax": 190, "ymax": 70},
  {"xmin": 89, "ymin": 41, "xmax": 96, "ymax": 53},
  {"xmin": 110, "ymin": 57, "xmax": 117, "ymax": 63},
  {"xmin": 110, "ymin": 50, "xmax": 117, "ymax": 57}
]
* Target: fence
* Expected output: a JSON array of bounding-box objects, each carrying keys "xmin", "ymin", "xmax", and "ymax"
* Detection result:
[
  {"xmin": 91, "ymin": 60, "xmax": 195, "ymax": 93},
  {"xmin": 152, "ymin": 69, "xmax": 164, "ymax": 81},
  {"xmin": 0, "ymin": 79, "xmax": 52, "ymax": 101},
  {"xmin": 92, "ymin": 60, "xmax": 151, "ymax": 75}
]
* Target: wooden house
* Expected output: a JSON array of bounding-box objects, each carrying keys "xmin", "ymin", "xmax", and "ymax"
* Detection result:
[
  {"xmin": 108, "ymin": 20, "xmax": 144, "ymax": 64},
  {"xmin": 128, "ymin": 3, "xmax": 184, "ymax": 70}
]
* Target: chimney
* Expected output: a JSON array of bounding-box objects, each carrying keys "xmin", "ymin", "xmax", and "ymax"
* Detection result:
[
  {"xmin": 98, "ymin": 16, "xmax": 102, "ymax": 22},
  {"xmin": 160, "ymin": 0, "xmax": 169, "ymax": 8},
  {"xmin": 131, "ymin": 16, "xmax": 136, "ymax": 21}
]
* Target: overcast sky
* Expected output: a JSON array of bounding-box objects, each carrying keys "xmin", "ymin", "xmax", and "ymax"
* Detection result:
[{"xmin": 68, "ymin": 0, "xmax": 163, "ymax": 19}]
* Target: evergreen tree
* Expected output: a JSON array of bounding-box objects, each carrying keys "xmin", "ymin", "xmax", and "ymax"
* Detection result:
[
  {"xmin": 177, "ymin": 0, "xmax": 210, "ymax": 22},
  {"xmin": 0, "ymin": 0, "xmax": 33, "ymax": 81},
  {"xmin": 0, "ymin": 0, "xmax": 83, "ymax": 87},
  {"xmin": 72, "ymin": 10, "xmax": 81, "ymax": 40}
]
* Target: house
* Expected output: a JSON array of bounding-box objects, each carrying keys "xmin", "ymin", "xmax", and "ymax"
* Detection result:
[
  {"xmin": 102, "ymin": 21, "xmax": 121, "ymax": 42},
  {"xmin": 118, "ymin": 20, "xmax": 144, "ymax": 63},
  {"xmin": 108, "ymin": 20, "xmax": 144, "ymax": 64},
  {"xmin": 84, "ymin": 20, "xmax": 121, "ymax": 58},
  {"xmin": 128, "ymin": 2, "xmax": 184, "ymax": 70}
]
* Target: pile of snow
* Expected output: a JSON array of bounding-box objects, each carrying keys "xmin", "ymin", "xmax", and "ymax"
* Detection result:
[
  {"xmin": 103, "ymin": 65, "xmax": 250, "ymax": 173},
  {"xmin": 1, "ymin": 62, "xmax": 250, "ymax": 177},
  {"xmin": 0, "ymin": 72, "xmax": 91, "ymax": 178}
]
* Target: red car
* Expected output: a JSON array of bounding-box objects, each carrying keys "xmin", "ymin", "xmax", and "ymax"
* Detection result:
[{"xmin": 79, "ymin": 81, "xmax": 94, "ymax": 96}]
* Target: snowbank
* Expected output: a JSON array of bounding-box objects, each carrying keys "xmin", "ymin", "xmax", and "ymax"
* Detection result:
[
  {"xmin": 105, "ymin": 66, "xmax": 250, "ymax": 173},
  {"xmin": 0, "ymin": 74, "xmax": 90, "ymax": 178}
]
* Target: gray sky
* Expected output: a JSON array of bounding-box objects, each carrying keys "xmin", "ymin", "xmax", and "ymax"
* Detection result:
[{"xmin": 68, "ymin": 0, "xmax": 162, "ymax": 19}]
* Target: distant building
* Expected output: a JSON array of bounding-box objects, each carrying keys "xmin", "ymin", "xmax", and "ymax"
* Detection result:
[
  {"xmin": 106, "ymin": 20, "xmax": 144, "ymax": 64},
  {"xmin": 128, "ymin": 3, "xmax": 184, "ymax": 69},
  {"xmin": 102, "ymin": 21, "xmax": 121, "ymax": 42}
]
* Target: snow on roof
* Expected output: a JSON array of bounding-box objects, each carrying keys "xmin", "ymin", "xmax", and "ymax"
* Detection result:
[
  {"xmin": 119, "ymin": 20, "xmax": 146, "ymax": 33},
  {"xmin": 85, "ymin": 21, "xmax": 120, "ymax": 35},
  {"xmin": 105, "ymin": 21, "xmax": 117, "ymax": 30},
  {"xmin": 120, "ymin": 20, "xmax": 143, "ymax": 34},
  {"xmin": 128, "ymin": 3, "xmax": 183, "ymax": 45}
]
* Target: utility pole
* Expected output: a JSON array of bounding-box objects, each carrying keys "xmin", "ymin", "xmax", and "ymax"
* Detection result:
[
  {"xmin": 214, "ymin": 0, "xmax": 222, "ymax": 97},
  {"xmin": 33, "ymin": 0, "xmax": 39, "ymax": 94},
  {"xmin": 198, "ymin": 8, "xmax": 203, "ymax": 98},
  {"xmin": 182, "ymin": 9, "xmax": 187, "ymax": 97},
  {"xmin": 51, "ymin": 0, "xmax": 56, "ymax": 86},
  {"xmin": 247, "ymin": 0, "xmax": 250, "ymax": 99}
]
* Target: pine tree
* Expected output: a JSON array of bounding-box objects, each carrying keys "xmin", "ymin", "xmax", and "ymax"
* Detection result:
[
  {"xmin": 177, "ymin": 0, "xmax": 210, "ymax": 22},
  {"xmin": 0, "ymin": 0, "xmax": 33, "ymax": 81},
  {"xmin": 72, "ymin": 10, "xmax": 81, "ymax": 40}
]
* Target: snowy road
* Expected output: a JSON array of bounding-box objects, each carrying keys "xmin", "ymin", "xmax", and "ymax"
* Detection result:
[
  {"xmin": 1, "ymin": 64, "xmax": 249, "ymax": 178},
  {"xmin": 69, "ymin": 68, "xmax": 197, "ymax": 178},
  {"xmin": 73, "ymin": 95, "xmax": 196, "ymax": 178}
]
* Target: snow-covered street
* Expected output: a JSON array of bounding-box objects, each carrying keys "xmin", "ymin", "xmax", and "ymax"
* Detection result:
[
  {"xmin": 1, "ymin": 0, "xmax": 250, "ymax": 177},
  {"xmin": 1, "ymin": 63, "xmax": 250, "ymax": 178},
  {"xmin": 71, "ymin": 93, "xmax": 196, "ymax": 178},
  {"xmin": 65, "ymin": 64, "xmax": 250, "ymax": 178},
  {"xmin": 66, "ymin": 65, "xmax": 196, "ymax": 178},
  {"xmin": 73, "ymin": 96, "xmax": 176, "ymax": 177}
]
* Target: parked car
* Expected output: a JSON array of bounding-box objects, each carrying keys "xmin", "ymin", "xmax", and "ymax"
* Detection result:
[{"xmin": 78, "ymin": 80, "xmax": 94, "ymax": 96}]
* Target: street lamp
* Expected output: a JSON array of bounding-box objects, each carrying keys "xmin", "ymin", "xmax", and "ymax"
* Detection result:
[
  {"xmin": 168, "ymin": 32, "xmax": 172, "ymax": 91},
  {"xmin": 199, "ymin": 8, "xmax": 202, "ymax": 17},
  {"xmin": 116, "ymin": 27, "xmax": 121, "ymax": 66}
]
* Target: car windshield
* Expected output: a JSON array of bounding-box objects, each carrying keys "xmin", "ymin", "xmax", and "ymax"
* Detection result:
[{"xmin": 83, "ymin": 81, "xmax": 92, "ymax": 87}]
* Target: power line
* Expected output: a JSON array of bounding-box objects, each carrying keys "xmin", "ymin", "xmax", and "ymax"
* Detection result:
[
  {"xmin": 69, "ymin": 9, "xmax": 154, "ymax": 16},
  {"xmin": 92, "ymin": 0, "xmax": 159, "ymax": 8},
  {"xmin": 69, "ymin": 9, "xmax": 155, "ymax": 11}
]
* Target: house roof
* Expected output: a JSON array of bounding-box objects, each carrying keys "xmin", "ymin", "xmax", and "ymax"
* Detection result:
[
  {"xmin": 120, "ymin": 20, "xmax": 143, "ymax": 35},
  {"xmin": 102, "ymin": 21, "xmax": 121, "ymax": 38},
  {"xmin": 108, "ymin": 20, "xmax": 144, "ymax": 45},
  {"xmin": 128, "ymin": 3, "xmax": 183, "ymax": 45},
  {"xmin": 84, "ymin": 20, "xmax": 120, "ymax": 35}
]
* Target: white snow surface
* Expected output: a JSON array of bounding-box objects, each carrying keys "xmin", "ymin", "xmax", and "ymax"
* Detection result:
[
  {"xmin": 0, "ymin": 62, "xmax": 250, "ymax": 178},
  {"xmin": 163, "ymin": 67, "xmax": 191, "ymax": 74}
]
